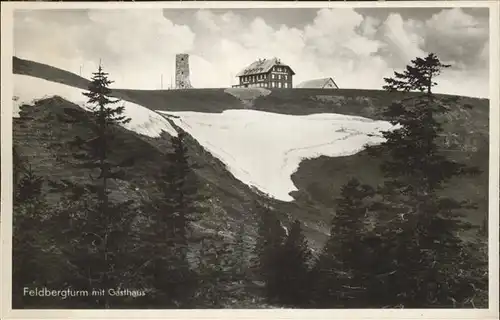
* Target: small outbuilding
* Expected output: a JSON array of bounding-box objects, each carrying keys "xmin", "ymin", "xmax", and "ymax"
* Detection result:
[{"xmin": 296, "ymin": 77, "xmax": 339, "ymax": 89}]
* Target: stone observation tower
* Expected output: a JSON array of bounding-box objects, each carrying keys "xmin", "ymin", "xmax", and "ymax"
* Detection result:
[{"xmin": 175, "ymin": 53, "xmax": 192, "ymax": 89}]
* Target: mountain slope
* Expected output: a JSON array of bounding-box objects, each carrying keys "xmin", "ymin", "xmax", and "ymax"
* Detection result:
[
  {"xmin": 13, "ymin": 98, "xmax": 278, "ymax": 243},
  {"xmin": 12, "ymin": 56, "xmax": 490, "ymax": 243}
]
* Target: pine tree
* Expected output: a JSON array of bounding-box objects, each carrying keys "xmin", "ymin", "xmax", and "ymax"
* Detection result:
[
  {"xmin": 311, "ymin": 178, "xmax": 375, "ymax": 308},
  {"xmin": 366, "ymin": 53, "xmax": 484, "ymax": 307},
  {"xmin": 53, "ymin": 64, "xmax": 137, "ymax": 308},
  {"xmin": 138, "ymin": 131, "xmax": 200, "ymax": 307},
  {"xmin": 252, "ymin": 201, "xmax": 286, "ymax": 303},
  {"xmin": 276, "ymin": 220, "xmax": 312, "ymax": 307}
]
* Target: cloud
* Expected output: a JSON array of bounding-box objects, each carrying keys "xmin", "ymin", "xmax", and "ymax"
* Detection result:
[
  {"xmin": 15, "ymin": 9, "xmax": 195, "ymax": 89},
  {"xmin": 380, "ymin": 14, "xmax": 426, "ymax": 67},
  {"xmin": 13, "ymin": 8, "xmax": 489, "ymax": 98},
  {"xmin": 358, "ymin": 16, "xmax": 381, "ymax": 38},
  {"xmin": 424, "ymin": 8, "xmax": 489, "ymax": 70}
]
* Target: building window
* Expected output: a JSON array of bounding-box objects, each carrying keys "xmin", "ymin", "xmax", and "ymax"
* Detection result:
[{"xmin": 284, "ymin": 83, "xmax": 288, "ymax": 88}]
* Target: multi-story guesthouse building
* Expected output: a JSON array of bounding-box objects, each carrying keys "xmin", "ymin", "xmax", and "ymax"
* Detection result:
[{"xmin": 233, "ymin": 57, "xmax": 295, "ymax": 89}]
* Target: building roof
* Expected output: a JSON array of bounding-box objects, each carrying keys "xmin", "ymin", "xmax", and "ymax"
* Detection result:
[
  {"xmin": 235, "ymin": 57, "xmax": 295, "ymax": 77},
  {"xmin": 296, "ymin": 77, "xmax": 339, "ymax": 89}
]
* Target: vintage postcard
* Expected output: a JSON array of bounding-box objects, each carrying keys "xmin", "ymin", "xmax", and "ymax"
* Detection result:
[{"xmin": 1, "ymin": 1, "xmax": 499, "ymax": 319}]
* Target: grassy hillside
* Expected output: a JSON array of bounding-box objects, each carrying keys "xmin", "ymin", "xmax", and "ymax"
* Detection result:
[
  {"xmin": 12, "ymin": 56, "xmax": 490, "ymax": 243},
  {"xmin": 13, "ymin": 96, "xmax": 331, "ymax": 248}
]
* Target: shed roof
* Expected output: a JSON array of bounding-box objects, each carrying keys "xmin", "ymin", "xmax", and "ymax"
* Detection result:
[
  {"xmin": 296, "ymin": 77, "xmax": 339, "ymax": 89},
  {"xmin": 236, "ymin": 57, "xmax": 295, "ymax": 77}
]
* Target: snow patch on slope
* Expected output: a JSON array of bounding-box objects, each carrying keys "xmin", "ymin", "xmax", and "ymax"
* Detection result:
[
  {"xmin": 13, "ymin": 74, "xmax": 177, "ymax": 137},
  {"xmin": 157, "ymin": 109, "xmax": 394, "ymax": 202}
]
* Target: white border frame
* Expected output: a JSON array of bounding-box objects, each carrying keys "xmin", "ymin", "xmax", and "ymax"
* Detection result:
[{"xmin": 1, "ymin": 1, "xmax": 499, "ymax": 319}]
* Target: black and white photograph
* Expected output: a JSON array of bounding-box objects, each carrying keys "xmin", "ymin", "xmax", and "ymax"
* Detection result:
[{"xmin": 1, "ymin": 0, "xmax": 499, "ymax": 316}]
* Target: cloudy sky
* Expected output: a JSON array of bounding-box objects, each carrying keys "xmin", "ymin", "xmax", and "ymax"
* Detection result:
[{"xmin": 14, "ymin": 7, "xmax": 490, "ymax": 98}]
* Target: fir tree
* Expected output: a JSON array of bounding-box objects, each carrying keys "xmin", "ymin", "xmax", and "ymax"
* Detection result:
[
  {"xmin": 192, "ymin": 222, "xmax": 254, "ymax": 308},
  {"xmin": 366, "ymin": 53, "xmax": 484, "ymax": 307},
  {"xmin": 193, "ymin": 232, "xmax": 234, "ymax": 308},
  {"xmin": 12, "ymin": 165, "xmax": 45, "ymax": 307},
  {"xmin": 252, "ymin": 201, "xmax": 286, "ymax": 303},
  {"xmin": 53, "ymin": 64, "xmax": 137, "ymax": 308},
  {"xmin": 12, "ymin": 165, "xmax": 64, "ymax": 308},
  {"xmin": 312, "ymin": 178, "xmax": 375, "ymax": 308},
  {"xmin": 13, "ymin": 145, "xmax": 24, "ymax": 190},
  {"xmin": 276, "ymin": 220, "xmax": 312, "ymax": 307},
  {"xmin": 230, "ymin": 223, "xmax": 252, "ymax": 279},
  {"xmin": 139, "ymin": 131, "xmax": 200, "ymax": 307}
]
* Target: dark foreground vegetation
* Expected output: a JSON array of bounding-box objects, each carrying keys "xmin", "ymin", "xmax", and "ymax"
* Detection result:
[{"xmin": 12, "ymin": 54, "xmax": 488, "ymax": 309}]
